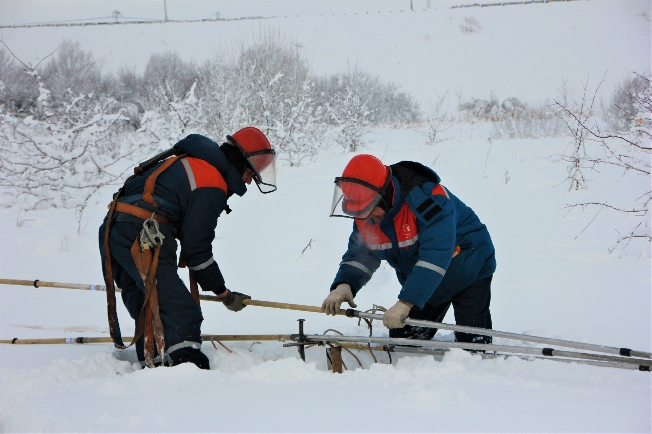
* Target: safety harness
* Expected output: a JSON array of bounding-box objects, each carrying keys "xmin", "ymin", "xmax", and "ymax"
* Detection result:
[{"xmin": 103, "ymin": 150, "xmax": 220, "ymax": 368}]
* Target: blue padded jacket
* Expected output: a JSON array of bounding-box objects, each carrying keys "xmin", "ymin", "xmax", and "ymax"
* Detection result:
[
  {"xmin": 331, "ymin": 162, "xmax": 495, "ymax": 309},
  {"xmin": 112, "ymin": 134, "xmax": 247, "ymax": 295}
]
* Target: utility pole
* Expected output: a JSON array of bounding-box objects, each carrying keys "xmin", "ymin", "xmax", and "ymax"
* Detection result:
[{"xmin": 163, "ymin": 0, "xmax": 168, "ymax": 21}]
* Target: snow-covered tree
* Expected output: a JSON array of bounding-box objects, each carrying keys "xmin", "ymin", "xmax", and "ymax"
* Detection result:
[
  {"xmin": 0, "ymin": 65, "xmax": 156, "ymax": 227},
  {"xmin": 199, "ymin": 31, "xmax": 328, "ymax": 165},
  {"xmin": 265, "ymin": 80, "xmax": 328, "ymax": 166},
  {"xmin": 139, "ymin": 81, "xmax": 203, "ymax": 148},
  {"xmin": 328, "ymin": 66, "xmax": 377, "ymax": 152}
]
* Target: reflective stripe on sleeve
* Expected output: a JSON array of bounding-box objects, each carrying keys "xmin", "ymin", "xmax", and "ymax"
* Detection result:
[
  {"xmin": 341, "ymin": 261, "xmax": 373, "ymax": 277},
  {"xmin": 415, "ymin": 260, "xmax": 446, "ymax": 276},
  {"xmin": 367, "ymin": 242, "xmax": 393, "ymax": 251},
  {"xmin": 188, "ymin": 256, "xmax": 214, "ymax": 271},
  {"xmin": 180, "ymin": 158, "xmax": 197, "ymax": 191},
  {"xmin": 397, "ymin": 235, "xmax": 419, "ymax": 248}
]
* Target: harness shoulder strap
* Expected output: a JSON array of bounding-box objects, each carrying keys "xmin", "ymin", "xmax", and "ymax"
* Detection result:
[{"xmin": 142, "ymin": 155, "xmax": 184, "ymax": 208}]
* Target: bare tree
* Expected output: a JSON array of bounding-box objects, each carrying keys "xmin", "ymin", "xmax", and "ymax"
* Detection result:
[
  {"xmin": 553, "ymin": 74, "xmax": 651, "ymax": 250},
  {"xmin": 425, "ymin": 91, "xmax": 451, "ymax": 144}
]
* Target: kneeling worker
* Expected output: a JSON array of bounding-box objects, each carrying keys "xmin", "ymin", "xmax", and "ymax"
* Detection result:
[{"xmin": 322, "ymin": 155, "xmax": 496, "ymax": 343}]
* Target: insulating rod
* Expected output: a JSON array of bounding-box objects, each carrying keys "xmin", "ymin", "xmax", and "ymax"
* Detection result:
[
  {"xmin": 300, "ymin": 335, "xmax": 652, "ymax": 369},
  {"xmin": 3, "ymin": 278, "xmax": 649, "ymax": 359},
  {"xmin": 353, "ymin": 312, "xmax": 652, "ymax": 359}
]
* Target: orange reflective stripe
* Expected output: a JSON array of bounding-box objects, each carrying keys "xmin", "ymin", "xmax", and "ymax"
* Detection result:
[{"xmin": 181, "ymin": 157, "xmax": 227, "ymax": 193}]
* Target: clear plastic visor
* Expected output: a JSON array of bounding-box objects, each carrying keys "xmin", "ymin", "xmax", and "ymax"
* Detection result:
[
  {"xmin": 330, "ymin": 180, "xmax": 383, "ymax": 219},
  {"xmin": 247, "ymin": 150, "xmax": 277, "ymax": 193}
]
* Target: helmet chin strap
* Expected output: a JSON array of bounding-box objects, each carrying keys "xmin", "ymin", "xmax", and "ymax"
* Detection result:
[{"xmin": 254, "ymin": 178, "xmax": 277, "ymax": 194}]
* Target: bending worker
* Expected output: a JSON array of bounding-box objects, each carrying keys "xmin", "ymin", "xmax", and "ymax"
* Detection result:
[
  {"xmin": 322, "ymin": 155, "xmax": 496, "ymax": 343},
  {"xmin": 100, "ymin": 128, "xmax": 276, "ymax": 369}
]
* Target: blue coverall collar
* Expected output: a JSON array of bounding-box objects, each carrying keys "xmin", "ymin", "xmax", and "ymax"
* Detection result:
[{"xmin": 385, "ymin": 176, "xmax": 404, "ymax": 220}]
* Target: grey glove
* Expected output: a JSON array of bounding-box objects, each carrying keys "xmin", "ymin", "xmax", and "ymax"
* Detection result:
[
  {"xmin": 220, "ymin": 289, "xmax": 251, "ymax": 312},
  {"xmin": 321, "ymin": 283, "xmax": 357, "ymax": 316},
  {"xmin": 383, "ymin": 301, "xmax": 411, "ymax": 329}
]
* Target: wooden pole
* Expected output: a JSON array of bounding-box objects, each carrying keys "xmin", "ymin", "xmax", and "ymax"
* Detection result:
[
  {"xmin": 1, "ymin": 334, "xmax": 292, "ymax": 345},
  {"xmin": 241, "ymin": 298, "xmax": 348, "ymax": 315},
  {"xmin": 0, "ymin": 279, "xmax": 349, "ymax": 313},
  {"xmin": 0, "ymin": 278, "xmax": 107, "ymax": 291},
  {"xmin": 3, "ymin": 278, "xmax": 650, "ymax": 359},
  {"xmin": 330, "ymin": 346, "xmax": 343, "ymax": 373}
]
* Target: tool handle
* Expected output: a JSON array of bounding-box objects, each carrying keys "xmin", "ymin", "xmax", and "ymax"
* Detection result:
[
  {"xmin": 242, "ymin": 298, "xmax": 348, "ymax": 315},
  {"xmin": 0, "ymin": 278, "xmax": 104, "ymax": 291}
]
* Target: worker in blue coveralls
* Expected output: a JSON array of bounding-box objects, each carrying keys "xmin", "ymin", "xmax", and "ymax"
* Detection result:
[
  {"xmin": 322, "ymin": 154, "xmax": 496, "ymax": 343},
  {"xmin": 100, "ymin": 127, "xmax": 277, "ymax": 369}
]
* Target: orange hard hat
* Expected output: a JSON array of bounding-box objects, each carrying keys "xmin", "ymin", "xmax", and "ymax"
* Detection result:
[
  {"xmin": 331, "ymin": 154, "xmax": 391, "ymax": 219},
  {"xmin": 227, "ymin": 127, "xmax": 277, "ymax": 193},
  {"xmin": 342, "ymin": 154, "xmax": 389, "ymax": 189}
]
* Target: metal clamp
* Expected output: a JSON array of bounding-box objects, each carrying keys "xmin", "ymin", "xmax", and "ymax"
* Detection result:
[{"xmin": 139, "ymin": 214, "xmax": 165, "ymax": 250}]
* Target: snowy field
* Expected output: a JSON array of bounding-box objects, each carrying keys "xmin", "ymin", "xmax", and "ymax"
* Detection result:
[{"xmin": 0, "ymin": 0, "xmax": 651, "ymax": 432}]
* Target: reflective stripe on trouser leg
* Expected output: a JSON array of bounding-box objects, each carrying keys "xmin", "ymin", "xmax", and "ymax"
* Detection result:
[{"xmin": 139, "ymin": 341, "xmax": 202, "ymax": 367}]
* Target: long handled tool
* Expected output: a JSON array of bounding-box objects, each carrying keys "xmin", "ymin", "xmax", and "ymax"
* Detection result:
[
  {"xmin": 242, "ymin": 300, "xmax": 652, "ymax": 359},
  {"xmin": 295, "ymin": 334, "xmax": 652, "ymax": 370},
  {"xmin": 3, "ymin": 278, "xmax": 650, "ymax": 360},
  {"xmin": 387, "ymin": 345, "xmax": 646, "ymax": 372},
  {"xmin": 350, "ymin": 311, "xmax": 652, "ymax": 360},
  {"xmin": 0, "ymin": 334, "xmax": 292, "ymax": 345},
  {"xmin": 0, "ymin": 335, "xmax": 640, "ymax": 370},
  {"xmin": 1, "ymin": 334, "xmax": 643, "ymax": 372}
]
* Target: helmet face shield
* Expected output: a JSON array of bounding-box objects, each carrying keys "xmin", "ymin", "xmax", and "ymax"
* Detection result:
[
  {"xmin": 248, "ymin": 150, "xmax": 277, "ymax": 193},
  {"xmin": 330, "ymin": 177, "xmax": 384, "ymax": 219},
  {"xmin": 226, "ymin": 134, "xmax": 277, "ymax": 194}
]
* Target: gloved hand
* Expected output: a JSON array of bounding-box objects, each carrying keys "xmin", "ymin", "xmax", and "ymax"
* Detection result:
[
  {"xmin": 219, "ymin": 289, "xmax": 251, "ymax": 312},
  {"xmin": 383, "ymin": 301, "xmax": 411, "ymax": 329},
  {"xmin": 321, "ymin": 283, "xmax": 357, "ymax": 316}
]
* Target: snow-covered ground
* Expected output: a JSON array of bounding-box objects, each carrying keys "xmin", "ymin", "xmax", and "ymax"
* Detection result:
[{"xmin": 1, "ymin": 0, "xmax": 650, "ymax": 432}]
